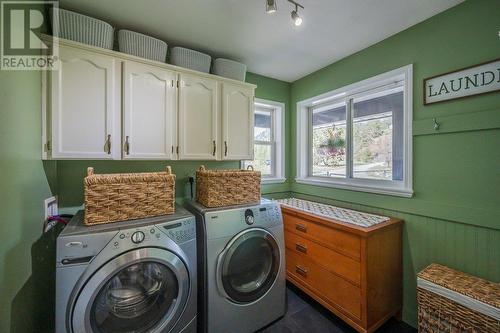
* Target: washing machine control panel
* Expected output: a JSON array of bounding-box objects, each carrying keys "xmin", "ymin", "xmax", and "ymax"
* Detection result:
[
  {"xmin": 110, "ymin": 218, "xmax": 195, "ymax": 250},
  {"xmin": 162, "ymin": 218, "xmax": 196, "ymax": 244}
]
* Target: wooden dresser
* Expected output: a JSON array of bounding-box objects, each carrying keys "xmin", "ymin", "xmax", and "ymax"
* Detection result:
[{"xmin": 281, "ymin": 204, "xmax": 403, "ymax": 333}]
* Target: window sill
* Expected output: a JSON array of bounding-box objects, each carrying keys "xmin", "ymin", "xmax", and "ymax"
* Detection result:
[
  {"xmin": 295, "ymin": 177, "xmax": 413, "ymax": 198},
  {"xmin": 262, "ymin": 177, "xmax": 287, "ymax": 185}
]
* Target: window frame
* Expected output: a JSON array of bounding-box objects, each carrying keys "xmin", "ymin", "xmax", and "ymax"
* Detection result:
[
  {"xmin": 296, "ymin": 65, "xmax": 413, "ymax": 197},
  {"xmin": 242, "ymin": 99, "xmax": 286, "ymax": 184}
]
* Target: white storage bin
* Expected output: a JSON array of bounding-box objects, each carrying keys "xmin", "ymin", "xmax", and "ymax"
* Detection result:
[
  {"xmin": 118, "ymin": 30, "xmax": 168, "ymax": 62},
  {"xmin": 170, "ymin": 47, "xmax": 211, "ymax": 73},
  {"xmin": 212, "ymin": 58, "xmax": 247, "ymax": 81},
  {"xmin": 50, "ymin": 8, "xmax": 114, "ymax": 49}
]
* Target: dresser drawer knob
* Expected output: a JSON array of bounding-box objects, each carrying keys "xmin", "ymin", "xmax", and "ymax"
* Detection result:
[
  {"xmin": 295, "ymin": 265, "xmax": 308, "ymax": 277},
  {"xmin": 295, "ymin": 243, "xmax": 307, "ymax": 253},
  {"xmin": 295, "ymin": 223, "xmax": 307, "ymax": 232}
]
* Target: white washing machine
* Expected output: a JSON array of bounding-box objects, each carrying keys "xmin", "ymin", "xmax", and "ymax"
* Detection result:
[
  {"xmin": 186, "ymin": 199, "xmax": 285, "ymax": 333},
  {"xmin": 56, "ymin": 206, "xmax": 197, "ymax": 333}
]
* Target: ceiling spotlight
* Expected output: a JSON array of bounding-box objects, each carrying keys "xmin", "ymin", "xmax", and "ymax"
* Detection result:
[
  {"xmin": 291, "ymin": 7, "xmax": 302, "ymax": 26},
  {"xmin": 287, "ymin": 0, "xmax": 304, "ymax": 26},
  {"xmin": 266, "ymin": 0, "xmax": 304, "ymax": 27},
  {"xmin": 266, "ymin": 0, "xmax": 277, "ymax": 13}
]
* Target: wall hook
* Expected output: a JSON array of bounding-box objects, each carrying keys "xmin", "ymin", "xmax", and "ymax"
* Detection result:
[{"xmin": 433, "ymin": 118, "xmax": 440, "ymax": 131}]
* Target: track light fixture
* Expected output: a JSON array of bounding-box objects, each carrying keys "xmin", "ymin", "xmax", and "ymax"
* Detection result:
[
  {"xmin": 265, "ymin": 0, "xmax": 304, "ymax": 26},
  {"xmin": 266, "ymin": 0, "xmax": 277, "ymax": 13},
  {"xmin": 291, "ymin": 4, "xmax": 302, "ymax": 26}
]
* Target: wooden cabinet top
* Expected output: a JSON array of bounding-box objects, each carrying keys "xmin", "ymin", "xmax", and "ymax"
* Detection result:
[{"xmin": 281, "ymin": 204, "xmax": 402, "ymax": 237}]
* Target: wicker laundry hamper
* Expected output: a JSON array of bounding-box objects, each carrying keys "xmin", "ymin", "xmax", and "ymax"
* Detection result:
[
  {"xmin": 84, "ymin": 166, "xmax": 175, "ymax": 225},
  {"xmin": 196, "ymin": 165, "xmax": 260, "ymax": 207},
  {"xmin": 417, "ymin": 263, "xmax": 500, "ymax": 333}
]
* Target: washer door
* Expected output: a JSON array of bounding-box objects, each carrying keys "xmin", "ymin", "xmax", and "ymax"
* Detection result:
[
  {"xmin": 72, "ymin": 248, "xmax": 189, "ymax": 333},
  {"xmin": 216, "ymin": 228, "xmax": 280, "ymax": 304}
]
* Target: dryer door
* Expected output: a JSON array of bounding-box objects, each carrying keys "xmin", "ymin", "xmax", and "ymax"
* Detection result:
[
  {"xmin": 72, "ymin": 248, "xmax": 189, "ymax": 333},
  {"xmin": 216, "ymin": 228, "xmax": 280, "ymax": 304}
]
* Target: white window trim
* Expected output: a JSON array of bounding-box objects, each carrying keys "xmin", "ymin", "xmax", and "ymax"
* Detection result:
[
  {"xmin": 242, "ymin": 98, "xmax": 286, "ymax": 184},
  {"xmin": 296, "ymin": 64, "xmax": 413, "ymax": 197}
]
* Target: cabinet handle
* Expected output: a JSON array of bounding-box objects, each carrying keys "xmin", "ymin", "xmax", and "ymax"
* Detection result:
[
  {"xmin": 295, "ymin": 265, "xmax": 308, "ymax": 277},
  {"xmin": 224, "ymin": 141, "xmax": 228, "ymax": 156},
  {"xmin": 124, "ymin": 136, "xmax": 130, "ymax": 155},
  {"xmin": 212, "ymin": 140, "xmax": 216, "ymax": 156},
  {"xmin": 104, "ymin": 134, "xmax": 111, "ymax": 154},
  {"xmin": 295, "ymin": 243, "xmax": 307, "ymax": 254},
  {"xmin": 295, "ymin": 223, "xmax": 307, "ymax": 233}
]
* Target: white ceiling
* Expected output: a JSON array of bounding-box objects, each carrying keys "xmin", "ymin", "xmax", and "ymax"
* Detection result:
[{"xmin": 59, "ymin": 0, "xmax": 464, "ymax": 82}]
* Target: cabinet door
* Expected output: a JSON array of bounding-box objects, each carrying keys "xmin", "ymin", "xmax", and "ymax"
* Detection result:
[
  {"xmin": 178, "ymin": 74, "xmax": 219, "ymax": 160},
  {"xmin": 221, "ymin": 83, "xmax": 254, "ymax": 160},
  {"xmin": 51, "ymin": 46, "xmax": 120, "ymax": 159},
  {"xmin": 123, "ymin": 61, "xmax": 177, "ymax": 160}
]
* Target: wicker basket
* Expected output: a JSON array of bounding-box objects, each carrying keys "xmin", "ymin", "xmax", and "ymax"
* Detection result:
[
  {"xmin": 196, "ymin": 165, "xmax": 260, "ymax": 207},
  {"xmin": 170, "ymin": 47, "xmax": 211, "ymax": 73},
  {"xmin": 212, "ymin": 58, "xmax": 247, "ymax": 81},
  {"xmin": 84, "ymin": 167, "xmax": 175, "ymax": 225},
  {"xmin": 118, "ymin": 29, "xmax": 168, "ymax": 62},
  {"xmin": 50, "ymin": 8, "xmax": 114, "ymax": 49},
  {"xmin": 417, "ymin": 263, "xmax": 500, "ymax": 333}
]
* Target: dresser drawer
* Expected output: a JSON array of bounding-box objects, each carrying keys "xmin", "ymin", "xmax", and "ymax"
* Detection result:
[
  {"xmin": 285, "ymin": 230, "xmax": 361, "ymax": 286},
  {"xmin": 283, "ymin": 212, "xmax": 361, "ymax": 260},
  {"xmin": 286, "ymin": 249, "xmax": 362, "ymax": 320}
]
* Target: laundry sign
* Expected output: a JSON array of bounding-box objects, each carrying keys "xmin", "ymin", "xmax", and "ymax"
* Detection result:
[{"xmin": 424, "ymin": 58, "xmax": 500, "ymax": 105}]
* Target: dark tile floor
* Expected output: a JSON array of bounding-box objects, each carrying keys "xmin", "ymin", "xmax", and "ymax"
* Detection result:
[{"xmin": 258, "ymin": 284, "xmax": 416, "ymax": 333}]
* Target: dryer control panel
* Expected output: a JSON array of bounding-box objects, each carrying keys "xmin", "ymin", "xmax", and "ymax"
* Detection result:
[{"xmin": 204, "ymin": 202, "xmax": 282, "ymax": 239}]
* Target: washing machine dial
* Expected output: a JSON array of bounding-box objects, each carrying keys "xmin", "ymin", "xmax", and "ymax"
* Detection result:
[
  {"xmin": 244, "ymin": 209, "xmax": 255, "ymax": 225},
  {"xmin": 131, "ymin": 231, "xmax": 145, "ymax": 244}
]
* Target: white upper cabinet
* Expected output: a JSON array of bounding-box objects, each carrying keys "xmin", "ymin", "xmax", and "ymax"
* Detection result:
[
  {"xmin": 43, "ymin": 39, "xmax": 256, "ymax": 161},
  {"xmin": 221, "ymin": 83, "xmax": 254, "ymax": 160},
  {"xmin": 122, "ymin": 61, "xmax": 177, "ymax": 160},
  {"xmin": 177, "ymin": 74, "xmax": 219, "ymax": 160},
  {"xmin": 50, "ymin": 46, "xmax": 120, "ymax": 159}
]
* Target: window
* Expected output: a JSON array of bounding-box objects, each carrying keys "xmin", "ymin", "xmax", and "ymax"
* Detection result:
[
  {"xmin": 243, "ymin": 99, "xmax": 285, "ymax": 184},
  {"xmin": 297, "ymin": 65, "xmax": 413, "ymax": 197}
]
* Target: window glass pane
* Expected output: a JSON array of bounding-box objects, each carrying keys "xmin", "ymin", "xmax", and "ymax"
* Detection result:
[
  {"xmin": 243, "ymin": 144, "xmax": 273, "ymax": 176},
  {"xmin": 254, "ymin": 109, "xmax": 272, "ymax": 142},
  {"xmin": 311, "ymin": 103, "xmax": 347, "ymax": 178},
  {"xmin": 352, "ymin": 89, "xmax": 403, "ymax": 181}
]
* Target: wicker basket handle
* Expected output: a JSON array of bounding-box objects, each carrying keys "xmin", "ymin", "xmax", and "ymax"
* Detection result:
[
  {"xmin": 87, "ymin": 167, "xmax": 94, "ymax": 176},
  {"xmin": 246, "ymin": 165, "xmax": 254, "ymax": 171},
  {"xmin": 165, "ymin": 166, "xmax": 172, "ymax": 174},
  {"xmin": 199, "ymin": 165, "xmax": 206, "ymax": 171}
]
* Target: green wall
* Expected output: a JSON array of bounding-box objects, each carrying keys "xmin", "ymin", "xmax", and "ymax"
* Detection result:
[
  {"xmin": 288, "ymin": 0, "xmax": 500, "ymax": 326},
  {"xmin": 2, "ymin": 1, "xmax": 499, "ymax": 331},
  {"xmin": 0, "ymin": 67, "xmax": 290, "ymax": 332},
  {"xmin": 55, "ymin": 72, "xmax": 292, "ymax": 208},
  {"xmin": 0, "ymin": 69, "xmax": 56, "ymax": 332}
]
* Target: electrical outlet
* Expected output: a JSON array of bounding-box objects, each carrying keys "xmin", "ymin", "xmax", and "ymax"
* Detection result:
[{"xmin": 44, "ymin": 196, "xmax": 58, "ymax": 219}]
